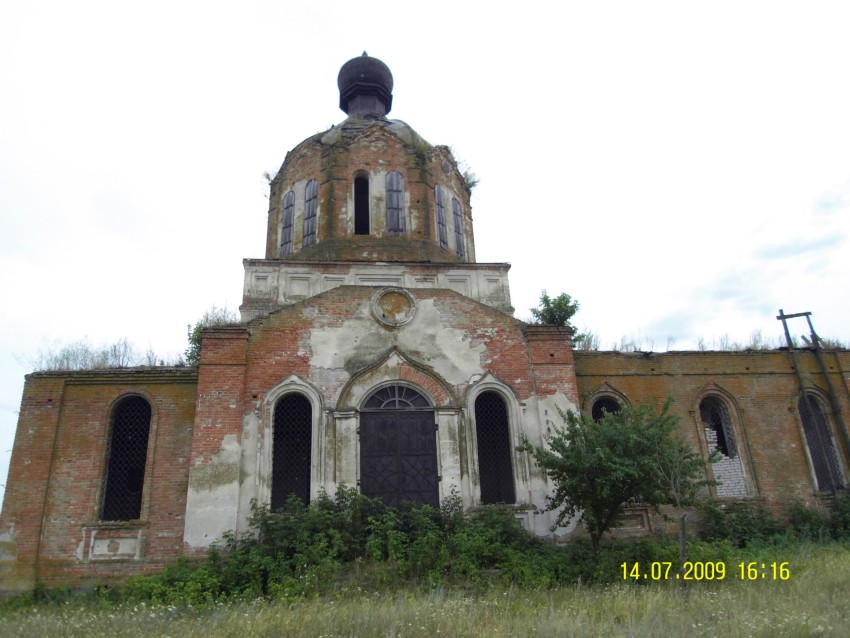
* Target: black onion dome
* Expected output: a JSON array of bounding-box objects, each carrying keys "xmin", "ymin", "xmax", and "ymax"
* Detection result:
[{"xmin": 338, "ymin": 52, "xmax": 394, "ymax": 115}]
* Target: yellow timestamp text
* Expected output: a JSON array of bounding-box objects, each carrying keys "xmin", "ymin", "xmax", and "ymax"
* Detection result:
[{"xmin": 620, "ymin": 561, "xmax": 790, "ymax": 581}]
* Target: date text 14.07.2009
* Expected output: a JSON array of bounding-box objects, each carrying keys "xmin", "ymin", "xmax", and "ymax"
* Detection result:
[{"xmin": 621, "ymin": 561, "xmax": 790, "ymax": 581}]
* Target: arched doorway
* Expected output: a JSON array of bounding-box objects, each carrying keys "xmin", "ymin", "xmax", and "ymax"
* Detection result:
[{"xmin": 359, "ymin": 385, "xmax": 438, "ymax": 507}]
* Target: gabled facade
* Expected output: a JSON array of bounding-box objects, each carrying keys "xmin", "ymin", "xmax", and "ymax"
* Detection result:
[{"xmin": 1, "ymin": 54, "xmax": 849, "ymax": 592}]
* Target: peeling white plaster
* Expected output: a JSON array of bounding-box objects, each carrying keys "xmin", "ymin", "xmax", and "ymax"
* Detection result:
[
  {"xmin": 183, "ymin": 434, "xmax": 242, "ymax": 550},
  {"xmin": 307, "ymin": 298, "xmax": 485, "ymax": 387}
]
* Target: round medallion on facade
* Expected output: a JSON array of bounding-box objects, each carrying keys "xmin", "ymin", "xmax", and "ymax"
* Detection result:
[{"xmin": 371, "ymin": 287, "xmax": 417, "ymax": 327}]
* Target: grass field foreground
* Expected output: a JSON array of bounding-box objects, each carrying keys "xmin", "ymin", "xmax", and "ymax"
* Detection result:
[{"xmin": 1, "ymin": 543, "xmax": 848, "ymax": 637}]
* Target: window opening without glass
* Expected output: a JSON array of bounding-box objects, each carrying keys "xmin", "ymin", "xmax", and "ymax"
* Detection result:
[
  {"xmin": 354, "ymin": 175, "xmax": 370, "ymax": 235},
  {"xmin": 699, "ymin": 396, "xmax": 737, "ymax": 458},
  {"xmin": 591, "ymin": 397, "xmax": 620, "ymax": 422}
]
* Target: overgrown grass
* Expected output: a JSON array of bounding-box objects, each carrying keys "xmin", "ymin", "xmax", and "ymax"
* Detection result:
[
  {"xmin": 4, "ymin": 492, "xmax": 850, "ymax": 635},
  {"xmin": 1, "ymin": 544, "xmax": 848, "ymax": 637}
]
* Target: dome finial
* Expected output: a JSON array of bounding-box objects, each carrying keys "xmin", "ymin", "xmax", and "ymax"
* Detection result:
[{"xmin": 338, "ymin": 53, "xmax": 393, "ymax": 116}]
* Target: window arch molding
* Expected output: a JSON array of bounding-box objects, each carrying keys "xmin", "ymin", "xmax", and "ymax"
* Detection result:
[
  {"xmin": 465, "ymin": 375, "xmax": 529, "ymax": 506},
  {"xmin": 692, "ymin": 384, "xmax": 754, "ymax": 497},
  {"xmin": 335, "ymin": 348, "xmax": 454, "ymax": 410},
  {"xmin": 100, "ymin": 392, "xmax": 157, "ymax": 522},
  {"xmin": 259, "ymin": 375, "xmax": 324, "ymax": 506},
  {"xmin": 796, "ymin": 387, "xmax": 846, "ymax": 493}
]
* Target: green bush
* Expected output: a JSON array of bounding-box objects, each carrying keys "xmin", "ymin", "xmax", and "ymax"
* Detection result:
[
  {"xmin": 788, "ymin": 499, "xmax": 832, "ymax": 542},
  {"xmin": 701, "ymin": 500, "xmax": 782, "ymax": 547},
  {"xmin": 16, "ymin": 489, "xmax": 850, "ymax": 610},
  {"xmin": 121, "ymin": 558, "xmax": 221, "ymax": 605},
  {"xmin": 830, "ymin": 491, "xmax": 850, "ymax": 540}
]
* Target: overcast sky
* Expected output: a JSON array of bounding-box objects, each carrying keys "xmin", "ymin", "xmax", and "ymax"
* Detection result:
[{"xmin": 2, "ymin": 1, "xmax": 849, "ymax": 507}]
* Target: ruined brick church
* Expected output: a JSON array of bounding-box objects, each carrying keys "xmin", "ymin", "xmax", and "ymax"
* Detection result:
[{"xmin": 2, "ymin": 54, "xmax": 848, "ymax": 591}]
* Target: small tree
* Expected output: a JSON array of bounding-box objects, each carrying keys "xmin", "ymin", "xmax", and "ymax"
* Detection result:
[
  {"xmin": 520, "ymin": 399, "xmax": 709, "ymax": 553},
  {"xmin": 530, "ymin": 290, "xmax": 579, "ymax": 327},
  {"xmin": 530, "ymin": 290, "xmax": 588, "ymax": 345},
  {"xmin": 185, "ymin": 305, "xmax": 240, "ymax": 365},
  {"xmin": 655, "ymin": 430, "xmax": 717, "ymax": 577}
]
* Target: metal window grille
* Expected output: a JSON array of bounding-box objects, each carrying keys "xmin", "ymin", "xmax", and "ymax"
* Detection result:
[
  {"xmin": 360, "ymin": 385, "xmax": 438, "ymax": 507},
  {"xmin": 435, "ymin": 185, "xmax": 447, "ymax": 250},
  {"xmin": 386, "ymin": 171, "xmax": 405, "ymax": 237},
  {"xmin": 799, "ymin": 393, "xmax": 844, "ymax": 492},
  {"xmin": 452, "ymin": 197, "xmax": 465, "ymax": 259},
  {"xmin": 474, "ymin": 391, "xmax": 515, "ymax": 504},
  {"xmin": 363, "ymin": 385, "xmax": 429, "ymax": 409},
  {"xmin": 280, "ymin": 190, "xmax": 295, "ymax": 256},
  {"xmin": 101, "ymin": 396, "xmax": 151, "ymax": 521},
  {"xmin": 591, "ymin": 397, "xmax": 621, "ymax": 422},
  {"xmin": 272, "ymin": 393, "xmax": 312, "ymax": 509},
  {"xmin": 699, "ymin": 397, "xmax": 737, "ymax": 458},
  {"xmin": 303, "ymin": 179, "xmax": 318, "ymax": 247}
]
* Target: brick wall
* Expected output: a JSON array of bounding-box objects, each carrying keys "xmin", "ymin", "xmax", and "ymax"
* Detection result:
[
  {"xmin": 265, "ymin": 122, "xmax": 473, "ymax": 263},
  {"xmin": 0, "ymin": 369, "xmax": 197, "ymax": 591},
  {"xmin": 574, "ymin": 349, "xmax": 850, "ymax": 513}
]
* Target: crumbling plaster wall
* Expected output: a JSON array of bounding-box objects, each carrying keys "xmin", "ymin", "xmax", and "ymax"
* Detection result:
[{"xmin": 184, "ymin": 286, "xmax": 580, "ymax": 550}]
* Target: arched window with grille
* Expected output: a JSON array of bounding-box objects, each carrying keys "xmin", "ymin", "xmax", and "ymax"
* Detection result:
[
  {"xmin": 303, "ymin": 179, "xmax": 318, "ymax": 247},
  {"xmin": 799, "ymin": 392, "xmax": 844, "ymax": 492},
  {"xmin": 101, "ymin": 396, "xmax": 152, "ymax": 521},
  {"xmin": 435, "ymin": 185, "xmax": 447, "ymax": 250},
  {"xmin": 452, "ymin": 197, "xmax": 465, "ymax": 259},
  {"xmin": 272, "ymin": 393, "xmax": 313, "ymax": 509},
  {"xmin": 280, "ymin": 190, "xmax": 295, "ymax": 256},
  {"xmin": 386, "ymin": 171, "xmax": 404, "ymax": 237},
  {"xmin": 474, "ymin": 391, "xmax": 515, "ymax": 504}
]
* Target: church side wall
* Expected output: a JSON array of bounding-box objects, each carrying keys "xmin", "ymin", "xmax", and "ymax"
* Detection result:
[
  {"xmin": 574, "ymin": 350, "xmax": 850, "ymax": 518},
  {"xmin": 0, "ymin": 370, "xmax": 197, "ymax": 592}
]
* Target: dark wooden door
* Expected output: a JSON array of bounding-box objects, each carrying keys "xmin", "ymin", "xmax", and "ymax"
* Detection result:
[{"xmin": 360, "ymin": 410, "xmax": 438, "ymax": 507}]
